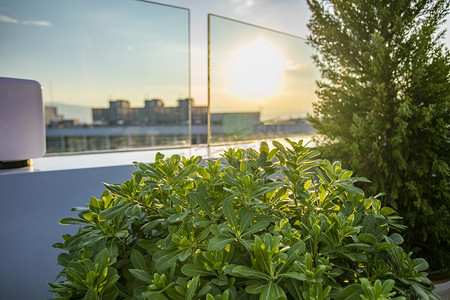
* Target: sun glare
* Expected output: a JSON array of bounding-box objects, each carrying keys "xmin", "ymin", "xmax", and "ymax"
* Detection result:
[{"xmin": 228, "ymin": 38, "xmax": 285, "ymax": 100}]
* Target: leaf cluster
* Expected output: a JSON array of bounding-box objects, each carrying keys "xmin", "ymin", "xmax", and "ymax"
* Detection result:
[{"xmin": 49, "ymin": 139, "xmax": 439, "ymax": 299}]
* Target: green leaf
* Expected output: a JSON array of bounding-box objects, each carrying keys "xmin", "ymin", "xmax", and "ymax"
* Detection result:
[
  {"xmin": 222, "ymin": 200, "xmax": 237, "ymax": 230},
  {"xmin": 224, "ymin": 265, "xmax": 268, "ymax": 280},
  {"xmin": 142, "ymin": 291, "xmax": 169, "ymax": 300},
  {"xmin": 278, "ymin": 272, "xmax": 307, "ymax": 281},
  {"xmin": 154, "ymin": 249, "xmax": 182, "ymax": 270},
  {"xmin": 179, "ymin": 248, "xmax": 192, "ymax": 262},
  {"xmin": 272, "ymin": 141, "xmax": 286, "ymax": 153},
  {"xmin": 344, "ymin": 243, "xmax": 372, "ymax": 250},
  {"xmin": 413, "ymin": 258, "xmax": 429, "ymax": 272},
  {"xmin": 211, "ymin": 276, "xmax": 229, "ymax": 287},
  {"xmin": 335, "ymin": 182, "xmax": 364, "ymax": 195},
  {"xmin": 361, "ymin": 215, "xmax": 376, "ymax": 233},
  {"xmin": 380, "ymin": 207, "xmax": 395, "ymax": 216},
  {"xmin": 240, "ymin": 160, "xmax": 248, "ymax": 172},
  {"xmin": 167, "ymin": 210, "xmax": 190, "ymax": 223},
  {"xmin": 320, "ymin": 286, "xmax": 332, "ymax": 300},
  {"xmin": 193, "ymin": 216, "xmax": 213, "ymax": 228},
  {"xmin": 341, "ymin": 251, "xmax": 367, "ymax": 262},
  {"xmin": 155, "ymin": 152, "xmax": 165, "ymax": 161},
  {"xmin": 208, "ymin": 236, "xmax": 235, "ymax": 251},
  {"xmin": 239, "ymin": 209, "xmax": 254, "ymax": 231},
  {"xmin": 210, "ymin": 224, "xmax": 233, "ymax": 236},
  {"xmin": 278, "ymin": 242, "xmax": 306, "ymax": 274},
  {"xmin": 185, "ymin": 276, "xmax": 200, "ymax": 300},
  {"xmin": 79, "ymin": 235, "xmax": 107, "ymax": 249},
  {"xmin": 411, "ymin": 282, "xmax": 430, "ymax": 300},
  {"xmin": 253, "ymin": 235, "xmax": 273, "ymax": 274},
  {"xmin": 59, "ymin": 217, "xmax": 90, "ymax": 225},
  {"xmin": 375, "ymin": 242, "xmax": 397, "ymax": 250},
  {"xmin": 102, "ymin": 285, "xmax": 119, "ymax": 300},
  {"xmin": 388, "ymin": 233, "xmax": 404, "ymax": 245},
  {"xmin": 128, "ymin": 269, "xmax": 153, "ymax": 283},
  {"xmin": 190, "ymin": 184, "xmax": 213, "ymax": 218},
  {"xmin": 114, "ymin": 230, "xmax": 128, "ymax": 238},
  {"xmin": 103, "ymin": 268, "xmax": 120, "ymax": 292},
  {"xmin": 196, "ymin": 284, "xmax": 212, "ymax": 298},
  {"xmin": 98, "ymin": 204, "xmax": 127, "ymax": 221},
  {"xmin": 194, "ymin": 227, "xmax": 211, "ymax": 243},
  {"xmin": 242, "ymin": 220, "xmax": 270, "ymax": 237},
  {"xmin": 246, "ymin": 283, "xmax": 266, "ymax": 294},
  {"xmin": 181, "ymin": 264, "xmax": 215, "ymax": 277},
  {"xmin": 334, "ymin": 284, "xmax": 362, "ymax": 300},
  {"xmin": 284, "ymin": 279, "xmax": 302, "ymax": 300},
  {"xmin": 103, "ymin": 183, "xmax": 127, "ymax": 198},
  {"xmin": 381, "ymin": 279, "xmax": 395, "ymax": 294},
  {"xmin": 141, "ymin": 218, "xmax": 165, "ymax": 234},
  {"xmin": 130, "ymin": 249, "xmax": 148, "ymax": 272},
  {"xmin": 85, "ymin": 288, "xmax": 97, "ymax": 300},
  {"xmin": 358, "ymin": 233, "xmax": 378, "ymax": 245},
  {"xmin": 260, "ymin": 282, "xmax": 286, "ymax": 300},
  {"xmin": 94, "ymin": 248, "xmax": 110, "ymax": 273},
  {"xmin": 57, "ymin": 253, "xmax": 72, "ymax": 267}
]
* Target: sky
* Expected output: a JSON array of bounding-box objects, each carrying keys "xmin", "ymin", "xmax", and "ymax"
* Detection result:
[
  {"xmin": 209, "ymin": 15, "xmax": 319, "ymax": 120},
  {"xmin": 1, "ymin": 0, "xmax": 449, "ymax": 123},
  {"xmin": 0, "ymin": 0, "xmax": 190, "ymax": 109},
  {"xmin": 0, "ymin": 0, "xmax": 314, "ymax": 118}
]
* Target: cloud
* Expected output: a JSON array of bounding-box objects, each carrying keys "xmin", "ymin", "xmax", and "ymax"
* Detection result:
[
  {"xmin": 0, "ymin": 14, "xmax": 51, "ymax": 26},
  {"xmin": 22, "ymin": 20, "xmax": 52, "ymax": 26},
  {"xmin": 0, "ymin": 14, "xmax": 19, "ymax": 24}
]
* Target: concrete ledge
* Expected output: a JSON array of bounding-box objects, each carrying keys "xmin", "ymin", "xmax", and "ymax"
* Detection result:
[{"xmin": 435, "ymin": 280, "xmax": 450, "ymax": 300}]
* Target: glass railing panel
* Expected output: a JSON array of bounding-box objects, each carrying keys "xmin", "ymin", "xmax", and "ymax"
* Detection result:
[
  {"xmin": 208, "ymin": 15, "xmax": 319, "ymax": 145},
  {"xmin": 0, "ymin": 0, "xmax": 191, "ymax": 154}
]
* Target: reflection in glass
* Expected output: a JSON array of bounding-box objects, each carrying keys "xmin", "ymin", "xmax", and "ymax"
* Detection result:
[
  {"xmin": 208, "ymin": 15, "xmax": 320, "ymax": 144},
  {"xmin": 87, "ymin": 137, "xmax": 107, "ymax": 151},
  {"xmin": 64, "ymin": 136, "xmax": 84, "ymax": 153},
  {"xmin": 0, "ymin": 0, "xmax": 191, "ymax": 153},
  {"xmin": 46, "ymin": 137, "xmax": 63, "ymax": 154}
]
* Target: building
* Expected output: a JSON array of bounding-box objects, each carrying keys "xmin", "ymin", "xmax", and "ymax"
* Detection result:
[
  {"xmin": 45, "ymin": 106, "xmax": 63, "ymax": 126},
  {"xmin": 92, "ymin": 98, "xmax": 208, "ymax": 126},
  {"xmin": 45, "ymin": 106, "xmax": 80, "ymax": 128},
  {"xmin": 44, "ymin": 99, "xmax": 315, "ymax": 153}
]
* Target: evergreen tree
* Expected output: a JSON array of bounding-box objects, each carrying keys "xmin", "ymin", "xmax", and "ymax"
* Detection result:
[{"xmin": 306, "ymin": 0, "xmax": 450, "ymax": 269}]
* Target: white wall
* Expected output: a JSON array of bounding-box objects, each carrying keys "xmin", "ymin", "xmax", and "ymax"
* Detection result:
[{"xmin": 0, "ymin": 165, "xmax": 135, "ymax": 299}]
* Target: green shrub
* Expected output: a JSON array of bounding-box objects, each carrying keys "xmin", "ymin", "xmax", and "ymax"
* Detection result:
[
  {"xmin": 49, "ymin": 140, "xmax": 439, "ymax": 299},
  {"xmin": 306, "ymin": 0, "xmax": 450, "ymax": 270}
]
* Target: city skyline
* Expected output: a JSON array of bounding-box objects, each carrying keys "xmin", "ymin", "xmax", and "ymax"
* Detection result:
[
  {"xmin": 44, "ymin": 96, "xmax": 261, "ymax": 125},
  {"xmin": 1, "ymin": 0, "xmax": 449, "ymax": 121}
]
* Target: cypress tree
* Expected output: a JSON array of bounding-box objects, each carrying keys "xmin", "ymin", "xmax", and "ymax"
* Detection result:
[{"xmin": 306, "ymin": 0, "xmax": 450, "ymax": 269}]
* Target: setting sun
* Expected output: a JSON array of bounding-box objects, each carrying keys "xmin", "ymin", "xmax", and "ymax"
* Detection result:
[{"xmin": 228, "ymin": 38, "xmax": 285, "ymax": 100}]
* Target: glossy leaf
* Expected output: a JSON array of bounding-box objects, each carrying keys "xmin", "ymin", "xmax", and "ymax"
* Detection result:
[
  {"xmin": 129, "ymin": 269, "xmax": 153, "ymax": 284},
  {"xmin": 260, "ymin": 282, "xmax": 286, "ymax": 300}
]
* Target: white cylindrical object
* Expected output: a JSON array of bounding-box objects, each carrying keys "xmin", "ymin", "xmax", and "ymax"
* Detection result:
[{"xmin": 0, "ymin": 77, "xmax": 46, "ymax": 163}]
